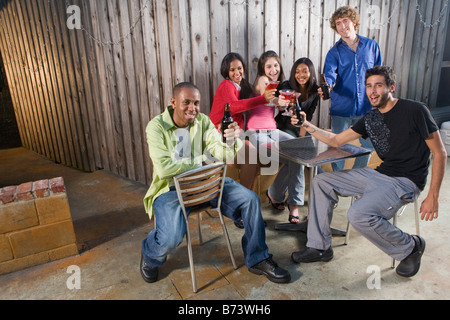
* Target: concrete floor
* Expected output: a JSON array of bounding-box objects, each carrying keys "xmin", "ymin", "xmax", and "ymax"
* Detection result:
[{"xmin": 1, "ymin": 147, "xmax": 449, "ymax": 300}]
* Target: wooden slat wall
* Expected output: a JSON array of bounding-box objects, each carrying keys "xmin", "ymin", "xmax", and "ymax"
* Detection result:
[{"xmin": 0, "ymin": 0, "xmax": 449, "ymax": 186}]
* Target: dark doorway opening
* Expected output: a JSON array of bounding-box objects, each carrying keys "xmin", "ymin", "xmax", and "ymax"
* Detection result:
[{"xmin": 0, "ymin": 52, "xmax": 21, "ymax": 150}]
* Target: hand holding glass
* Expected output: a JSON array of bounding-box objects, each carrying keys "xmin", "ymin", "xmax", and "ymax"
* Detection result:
[
  {"xmin": 279, "ymin": 89, "xmax": 295, "ymax": 116},
  {"xmin": 265, "ymin": 81, "xmax": 279, "ymax": 106}
]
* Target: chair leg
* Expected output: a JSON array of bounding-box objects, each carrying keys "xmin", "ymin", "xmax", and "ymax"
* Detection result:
[
  {"xmin": 344, "ymin": 221, "xmax": 351, "ymax": 245},
  {"xmin": 197, "ymin": 212, "xmax": 203, "ymax": 245},
  {"xmin": 414, "ymin": 200, "xmax": 420, "ymax": 236},
  {"xmin": 182, "ymin": 216, "xmax": 197, "ymax": 293},
  {"xmin": 392, "ymin": 214, "xmax": 398, "ymax": 269},
  {"xmin": 217, "ymin": 211, "xmax": 237, "ymax": 270},
  {"xmin": 344, "ymin": 196, "xmax": 356, "ymax": 245}
]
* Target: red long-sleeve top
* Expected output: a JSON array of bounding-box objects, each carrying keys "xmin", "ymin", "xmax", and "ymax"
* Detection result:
[{"xmin": 209, "ymin": 80, "xmax": 267, "ymax": 129}]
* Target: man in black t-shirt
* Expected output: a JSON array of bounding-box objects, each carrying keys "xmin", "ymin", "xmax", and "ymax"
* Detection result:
[{"xmin": 290, "ymin": 66, "xmax": 447, "ymax": 278}]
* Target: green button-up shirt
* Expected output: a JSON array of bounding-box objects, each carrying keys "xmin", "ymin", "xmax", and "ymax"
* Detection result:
[{"xmin": 143, "ymin": 106, "xmax": 243, "ymax": 219}]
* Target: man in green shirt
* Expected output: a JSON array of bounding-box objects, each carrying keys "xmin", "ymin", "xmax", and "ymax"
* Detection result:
[{"xmin": 140, "ymin": 82, "xmax": 291, "ymax": 284}]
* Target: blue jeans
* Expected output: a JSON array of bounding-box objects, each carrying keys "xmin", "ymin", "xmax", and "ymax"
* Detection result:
[
  {"xmin": 141, "ymin": 178, "xmax": 270, "ymax": 268},
  {"xmin": 248, "ymin": 130, "xmax": 305, "ymax": 206},
  {"xmin": 331, "ymin": 116, "xmax": 374, "ymax": 171}
]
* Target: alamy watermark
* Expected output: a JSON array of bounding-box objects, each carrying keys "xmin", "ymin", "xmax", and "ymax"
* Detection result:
[
  {"xmin": 66, "ymin": 5, "xmax": 81, "ymax": 30},
  {"xmin": 66, "ymin": 265, "xmax": 81, "ymax": 290},
  {"xmin": 366, "ymin": 265, "xmax": 382, "ymax": 290}
]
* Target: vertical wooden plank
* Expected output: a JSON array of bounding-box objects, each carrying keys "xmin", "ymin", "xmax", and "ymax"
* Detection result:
[
  {"xmin": 408, "ymin": 0, "xmax": 426, "ymax": 100},
  {"xmin": 321, "ymin": 0, "xmax": 337, "ymax": 70},
  {"xmin": 168, "ymin": 0, "xmax": 186, "ymax": 84},
  {"xmin": 308, "ymin": 0, "xmax": 326, "ymax": 128},
  {"xmin": 392, "ymin": 0, "xmax": 409, "ymax": 98},
  {"xmin": 30, "ymin": 0, "xmax": 62, "ymax": 164},
  {"xmin": 176, "ymin": 0, "xmax": 193, "ymax": 84},
  {"xmin": 422, "ymin": 0, "xmax": 444, "ymax": 105},
  {"xmin": 118, "ymin": 0, "xmax": 141, "ymax": 181},
  {"xmin": 400, "ymin": 0, "xmax": 418, "ymax": 99},
  {"xmin": 377, "ymin": 0, "xmax": 391, "ymax": 60},
  {"xmin": 414, "ymin": 0, "xmax": 435, "ymax": 102},
  {"xmin": 308, "ymin": 0, "xmax": 323, "ymax": 72},
  {"xmin": 154, "ymin": 0, "xmax": 173, "ymax": 107},
  {"xmin": 140, "ymin": 0, "xmax": 162, "ymax": 184},
  {"xmin": 107, "ymin": 0, "xmax": 134, "ymax": 177},
  {"xmin": 211, "ymin": 0, "xmax": 229, "ymax": 91},
  {"xmin": 15, "ymin": 0, "xmax": 49, "ymax": 157},
  {"xmin": 81, "ymin": 0, "xmax": 110, "ymax": 171},
  {"xmin": 246, "ymin": 0, "xmax": 263, "ymax": 84},
  {"xmin": 69, "ymin": 0, "xmax": 101, "ymax": 171},
  {"xmin": 141, "ymin": 0, "xmax": 162, "ymax": 120},
  {"xmin": 125, "ymin": 0, "xmax": 147, "ymax": 184},
  {"xmin": 57, "ymin": 0, "xmax": 93, "ymax": 171},
  {"xmin": 280, "ymin": 0, "xmax": 295, "ymax": 73},
  {"xmin": 48, "ymin": 0, "xmax": 80, "ymax": 168},
  {"xmin": 51, "ymin": 0, "xmax": 87, "ymax": 170},
  {"xmin": 358, "ymin": 0, "xmax": 370, "ymax": 37},
  {"xmin": 0, "ymin": 0, "xmax": 30, "ymax": 149},
  {"xmin": 229, "ymin": 1, "xmax": 247, "ymax": 57},
  {"xmin": 430, "ymin": 0, "xmax": 450, "ymax": 108},
  {"xmin": 295, "ymin": 0, "xmax": 310, "ymax": 61},
  {"xmin": 189, "ymin": 0, "xmax": 212, "ymax": 112},
  {"xmin": 368, "ymin": 0, "xmax": 381, "ymax": 41},
  {"xmin": 94, "ymin": 0, "xmax": 123, "ymax": 176},
  {"xmin": 27, "ymin": 0, "xmax": 60, "ymax": 162},
  {"xmin": 38, "ymin": 0, "xmax": 71, "ymax": 167},
  {"xmin": 264, "ymin": 0, "xmax": 279, "ymax": 52}
]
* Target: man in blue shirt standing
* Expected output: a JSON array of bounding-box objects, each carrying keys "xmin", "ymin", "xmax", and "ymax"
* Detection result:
[{"xmin": 321, "ymin": 6, "xmax": 382, "ymax": 171}]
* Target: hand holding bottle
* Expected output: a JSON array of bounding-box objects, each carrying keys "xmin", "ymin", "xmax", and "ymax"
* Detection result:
[{"xmin": 222, "ymin": 122, "xmax": 241, "ymax": 142}]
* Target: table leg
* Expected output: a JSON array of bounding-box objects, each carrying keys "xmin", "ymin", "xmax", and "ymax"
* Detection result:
[{"xmin": 274, "ymin": 165, "xmax": 347, "ymax": 237}]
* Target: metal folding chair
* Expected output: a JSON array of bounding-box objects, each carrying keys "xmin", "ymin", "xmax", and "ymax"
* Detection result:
[
  {"xmin": 173, "ymin": 162, "xmax": 237, "ymax": 293},
  {"xmin": 344, "ymin": 197, "xmax": 420, "ymax": 268}
]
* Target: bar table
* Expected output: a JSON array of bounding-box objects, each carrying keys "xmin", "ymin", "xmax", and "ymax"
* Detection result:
[{"xmin": 266, "ymin": 136, "xmax": 371, "ymax": 232}]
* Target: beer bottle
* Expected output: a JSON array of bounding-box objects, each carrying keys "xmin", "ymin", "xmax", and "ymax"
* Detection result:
[
  {"xmin": 221, "ymin": 103, "xmax": 233, "ymax": 143},
  {"xmin": 294, "ymin": 99, "xmax": 303, "ymax": 126},
  {"xmin": 321, "ymin": 74, "xmax": 330, "ymax": 100}
]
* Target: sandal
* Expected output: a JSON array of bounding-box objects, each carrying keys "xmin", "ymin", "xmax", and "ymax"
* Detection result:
[
  {"xmin": 288, "ymin": 215, "xmax": 301, "ymax": 224},
  {"xmin": 266, "ymin": 190, "xmax": 285, "ymax": 211},
  {"xmin": 288, "ymin": 204, "xmax": 300, "ymax": 224}
]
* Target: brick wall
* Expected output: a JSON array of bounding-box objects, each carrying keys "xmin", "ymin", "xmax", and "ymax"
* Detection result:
[{"xmin": 0, "ymin": 177, "xmax": 78, "ymax": 275}]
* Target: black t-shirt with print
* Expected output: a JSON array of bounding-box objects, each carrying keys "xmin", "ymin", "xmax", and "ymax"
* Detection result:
[{"xmin": 352, "ymin": 99, "xmax": 439, "ymax": 190}]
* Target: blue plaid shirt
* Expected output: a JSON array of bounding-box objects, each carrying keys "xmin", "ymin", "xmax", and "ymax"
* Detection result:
[{"xmin": 323, "ymin": 35, "xmax": 382, "ymax": 117}]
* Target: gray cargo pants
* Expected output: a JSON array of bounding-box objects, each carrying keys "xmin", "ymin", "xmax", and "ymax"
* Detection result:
[{"xmin": 307, "ymin": 167, "xmax": 421, "ymax": 261}]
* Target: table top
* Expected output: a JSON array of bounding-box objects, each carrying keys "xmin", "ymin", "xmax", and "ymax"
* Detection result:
[{"xmin": 269, "ymin": 136, "xmax": 371, "ymax": 167}]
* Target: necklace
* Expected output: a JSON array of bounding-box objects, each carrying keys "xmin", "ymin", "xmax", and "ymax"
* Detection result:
[{"xmin": 346, "ymin": 36, "xmax": 359, "ymax": 52}]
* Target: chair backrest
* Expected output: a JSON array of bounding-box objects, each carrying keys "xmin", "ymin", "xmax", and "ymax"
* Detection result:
[{"xmin": 173, "ymin": 163, "xmax": 227, "ymax": 209}]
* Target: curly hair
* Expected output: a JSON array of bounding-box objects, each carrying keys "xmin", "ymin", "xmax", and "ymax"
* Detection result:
[
  {"xmin": 330, "ymin": 6, "xmax": 360, "ymax": 32},
  {"xmin": 365, "ymin": 66, "xmax": 396, "ymax": 88}
]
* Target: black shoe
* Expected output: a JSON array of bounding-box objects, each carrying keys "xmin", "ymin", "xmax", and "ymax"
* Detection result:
[
  {"xmin": 140, "ymin": 254, "xmax": 158, "ymax": 283},
  {"xmin": 248, "ymin": 258, "xmax": 291, "ymax": 283},
  {"xmin": 235, "ymin": 219, "xmax": 267, "ymax": 229},
  {"xmin": 234, "ymin": 220, "xmax": 244, "ymax": 229},
  {"xmin": 396, "ymin": 235, "xmax": 426, "ymax": 277},
  {"xmin": 291, "ymin": 247, "xmax": 334, "ymax": 263}
]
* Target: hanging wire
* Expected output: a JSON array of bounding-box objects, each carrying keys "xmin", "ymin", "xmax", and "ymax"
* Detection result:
[
  {"xmin": 416, "ymin": 0, "xmax": 449, "ymax": 29},
  {"xmin": 70, "ymin": 0, "xmax": 152, "ymax": 47}
]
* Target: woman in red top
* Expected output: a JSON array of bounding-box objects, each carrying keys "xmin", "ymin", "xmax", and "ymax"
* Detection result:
[
  {"xmin": 210, "ymin": 52, "xmax": 275, "ymax": 130},
  {"xmin": 209, "ymin": 53, "xmax": 275, "ymax": 199}
]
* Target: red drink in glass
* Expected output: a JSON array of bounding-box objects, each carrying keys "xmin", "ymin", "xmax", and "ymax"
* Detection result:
[
  {"xmin": 266, "ymin": 81, "xmax": 279, "ymax": 91},
  {"xmin": 279, "ymin": 89, "xmax": 294, "ymax": 100}
]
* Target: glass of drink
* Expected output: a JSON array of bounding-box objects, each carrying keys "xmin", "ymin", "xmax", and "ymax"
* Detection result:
[
  {"xmin": 279, "ymin": 89, "xmax": 294, "ymax": 116},
  {"xmin": 265, "ymin": 81, "xmax": 279, "ymax": 106}
]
